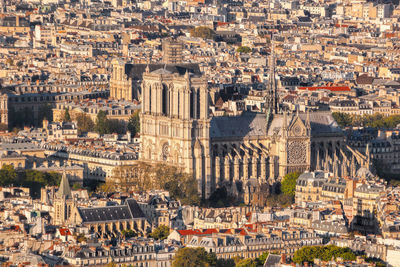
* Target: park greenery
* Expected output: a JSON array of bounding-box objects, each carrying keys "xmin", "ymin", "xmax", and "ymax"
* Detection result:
[
  {"xmin": 0, "ymin": 165, "xmax": 60, "ymax": 198},
  {"xmin": 266, "ymin": 172, "xmax": 300, "ymax": 207},
  {"xmin": 236, "ymin": 46, "xmax": 252, "ymax": 53},
  {"xmin": 332, "ymin": 112, "xmax": 400, "ymax": 128},
  {"xmin": 292, "ymin": 245, "xmax": 357, "ymax": 264},
  {"xmin": 100, "ymin": 162, "xmax": 200, "ymax": 206},
  {"xmin": 190, "ymin": 26, "xmax": 216, "ymax": 40},
  {"xmin": 148, "ymin": 225, "xmax": 170, "ymax": 240}
]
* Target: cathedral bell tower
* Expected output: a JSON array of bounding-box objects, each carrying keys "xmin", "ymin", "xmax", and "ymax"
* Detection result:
[{"xmin": 140, "ymin": 39, "xmax": 212, "ymax": 198}]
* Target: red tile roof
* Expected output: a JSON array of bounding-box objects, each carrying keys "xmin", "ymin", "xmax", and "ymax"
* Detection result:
[{"xmin": 59, "ymin": 228, "xmax": 72, "ymax": 236}]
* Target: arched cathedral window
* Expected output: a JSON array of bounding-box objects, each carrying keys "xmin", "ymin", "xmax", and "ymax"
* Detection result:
[
  {"xmin": 196, "ymin": 89, "xmax": 201, "ymax": 119},
  {"xmin": 190, "ymin": 91, "xmax": 194, "ymax": 119}
]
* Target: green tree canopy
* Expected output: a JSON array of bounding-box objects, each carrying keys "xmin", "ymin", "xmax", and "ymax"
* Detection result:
[
  {"xmin": 237, "ymin": 46, "xmax": 252, "ymax": 53},
  {"xmin": 62, "ymin": 108, "xmax": 71, "ymax": 122},
  {"xmin": 149, "ymin": 225, "xmax": 170, "ymax": 240},
  {"xmin": 76, "ymin": 113, "xmax": 94, "ymax": 135},
  {"xmin": 281, "ymin": 171, "xmax": 301, "ymax": 197},
  {"xmin": 0, "ymin": 164, "xmax": 17, "ymax": 186},
  {"xmin": 190, "ymin": 26, "xmax": 215, "ymax": 40},
  {"xmin": 172, "ymin": 248, "xmax": 232, "ymax": 267},
  {"xmin": 293, "ymin": 245, "xmax": 357, "ymax": 264},
  {"xmin": 127, "ymin": 110, "xmax": 140, "ymax": 136},
  {"xmin": 121, "ymin": 229, "xmax": 137, "ymax": 238},
  {"xmin": 332, "ymin": 112, "xmax": 400, "ymax": 128},
  {"xmin": 95, "ymin": 110, "xmax": 109, "ymax": 135}
]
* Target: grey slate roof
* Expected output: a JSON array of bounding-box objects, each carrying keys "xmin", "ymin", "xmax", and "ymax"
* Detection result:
[
  {"xmin": 264, "ymin": 254, "xmax": 281, "ymax": 267},
  {"xmin": 210, "ymin": 111, "xmax": 342, "ymax": 139},
  {"xmin": 210, "ymin": 112, "xmax": 267, "ymax": 138},
  {"xmin": 78, "ymin": 199, "xmax": 145, "ymax": 223}
]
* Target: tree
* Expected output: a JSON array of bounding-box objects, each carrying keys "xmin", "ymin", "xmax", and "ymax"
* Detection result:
[
  {"xmin": 172, "ymin": 247, "xmax": 212, "ymax": 267},
  {"xmin": 293, "ymin": 245, "xmax": 357, "ymax": 264},
  {"xmin": 121, "ymin": 229, "xmax": 137, "ymax": 238},
  {"xmin": 95, "ymin": 110, "xmax": 109, "ymax": 135},
  {"xmin": 280, "ymin": 172, "xmax": 301, "ymax": 198},
  {"xmin": 127, "ymin": 110, "xmax": 140, "ymax": 136},
  {"xmin": 94, "ymin": 110, "xmax": 109, "ymax": 134},
  {"xmin": 190, "ymin": 26, "xmax": 215, "ymax": 40},
  {"xmin": 149, "ymin": 225, "xmax": 170, "ymax": 240},
  {"xmin": 0, "ymin": 165, "xmax": 17, "ymax": 186},
  {"xmin": 22, "ymin": 170, "xmax": 60, "ymax": 198},
  {"xmin": 75, "ymin": 113, "xmax": 94, "ymax": 135},
  {"xmin": 108, "ymin": 119, "xmax": 126, "ymax": 134},
  {"xmin": 237, "ymin": 46, "xmax": 252, "ymax": 53},
  {"xmin": 107, "ymin": 162, "xmax": 200, "ymax": 206},
  {"xmin": 72, "ymin": 182, "xmax": 83, "ymax": 190},
  {"xmin": 332, "ymin": 112, "xmax": 352, "ymax": 127},
  {"xmin": 236, "ymin": 258, "xmax": 258, "ymax": 267},
  {"xmin": 62, "ymin": 108, "xmax": 71, "ymax": 122}
]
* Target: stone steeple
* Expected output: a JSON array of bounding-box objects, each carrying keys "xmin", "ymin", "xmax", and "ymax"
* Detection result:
[
  {"xmin": 55, "ymin": 171, "xmax": 72, "ymax": 199},
  {"xmin": 266, "ymin": 35, "xmax": 279, "ymax": 115}
]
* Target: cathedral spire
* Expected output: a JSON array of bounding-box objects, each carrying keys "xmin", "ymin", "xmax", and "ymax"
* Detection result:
[{"xmin": 266, "ymin": 34, "xmax": 278, "ymax": 115}]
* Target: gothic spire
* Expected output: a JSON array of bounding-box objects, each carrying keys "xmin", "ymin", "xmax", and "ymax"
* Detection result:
[
  {"xmin": 56, "ymin": 171, "xmax": 72, "ymax": 199},
  {"xmin": 266, "ymin": 34, "xmax": 279, "ymax": 115}
]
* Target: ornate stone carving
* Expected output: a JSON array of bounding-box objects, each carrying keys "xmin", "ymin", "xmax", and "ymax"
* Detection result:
[
  {"xmin": 288, "ymin": 141, "xmax": 307, "ymax": 164},
  {"xmin": 162, "ymin": 143, "xmax": 169, "ymax": 161}
]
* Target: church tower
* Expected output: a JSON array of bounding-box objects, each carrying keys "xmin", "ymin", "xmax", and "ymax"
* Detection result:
[
  {"xmin": 53, "ymin": 172, "xmax": 75, "ymax": 226},
  {"xmin": 140, "ymin": 43, "xmax": 211, "ymax": 198},
  {"xmin": 110, "ymin": 58, "xmax": 133, "ymax": 101}
]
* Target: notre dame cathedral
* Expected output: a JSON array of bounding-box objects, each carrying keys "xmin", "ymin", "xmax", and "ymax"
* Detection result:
[{"xmin": 110, "ymin": 39, "xmax": 369, "ymax": 201}]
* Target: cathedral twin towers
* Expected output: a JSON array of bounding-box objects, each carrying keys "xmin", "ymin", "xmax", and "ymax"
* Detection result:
[{"xmin": 110, "ymin": 39, "xmax": 363, "ymax": 200}]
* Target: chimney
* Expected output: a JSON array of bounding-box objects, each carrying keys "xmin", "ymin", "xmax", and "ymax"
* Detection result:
[{"xmin": 281, "ymin": 253, "xmax": 286, "ymax": 264}]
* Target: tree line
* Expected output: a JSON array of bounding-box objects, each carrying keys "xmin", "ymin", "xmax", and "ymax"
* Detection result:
[
  {"xmin": 61, "ymin": 109, "xmax": 140, "ymax": 136},
  {"xmin": 265, "ymin": 172, "xmax": 300, "ymax": 208},
  {"xmin": 332, "ymin": 112, "xmax": 400, "ymax": 128},
  {"xmin": 0, "ymin": 165, "xmax": 60, "ymax": 198},
  {"xmin": 100, "ymin": 162, "xmax": 200, "ymax": 206}
]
